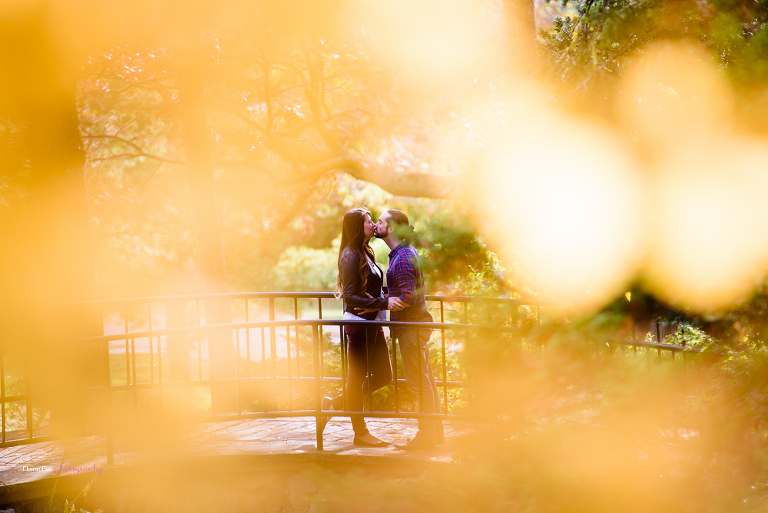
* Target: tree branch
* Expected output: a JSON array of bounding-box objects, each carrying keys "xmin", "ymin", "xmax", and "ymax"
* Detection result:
[
  {"xmin": 88, "ymin": 153, "xmax": 182, "ymax": 165},
  {"xmin": 300, "ymin": 44, "xmax": 343, "ymax": 154},
  {"xmin": 337, "ymin": 158, "xmax": 454, "ymax": 199},
  {"xmin": 82, "ymin": 135, "xmax": 184, "ymax": 164},
  {"xmin": 256, "ymin": 40, "xmax": 274, "ymax": 133},
  {"xmin": 215, "ymin": 155, "xmax": 452, "ymax": 198},
  {"xmin": 226, "ymin": 109, "xmax": 304, "ymax": 171},
  {"xmin": 214, "ymin": 159, "xmax": 284, "ymax": 182}
]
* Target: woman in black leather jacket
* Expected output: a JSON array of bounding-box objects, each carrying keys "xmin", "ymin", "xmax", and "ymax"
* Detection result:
[{"xmin": 321, "ymin": 208, "xmax": 404, "ymax": 447}]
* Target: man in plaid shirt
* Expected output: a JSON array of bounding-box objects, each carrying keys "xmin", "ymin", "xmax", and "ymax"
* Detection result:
[
  {"xmin": 374, "ymin": 209, "xmax": 442, "ymax": 450},
  {"xmin": 386, "ymin": 241, "xmax": 433, "ymax": 329}
]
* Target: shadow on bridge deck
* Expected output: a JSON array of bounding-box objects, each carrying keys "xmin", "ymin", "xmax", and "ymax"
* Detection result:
[{"xmin": 0, "ymin": 418, "xmax": 470, "ymax": 506}]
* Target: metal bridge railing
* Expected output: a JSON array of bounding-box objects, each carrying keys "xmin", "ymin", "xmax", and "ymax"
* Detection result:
[{"xmin": 0, "ymin": 293, "xmax": 697, "ymax": 460}]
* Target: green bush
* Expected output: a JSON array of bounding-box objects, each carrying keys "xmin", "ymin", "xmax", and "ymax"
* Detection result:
[{"xmin": 271, "ymin": 244, "xmax": 339, "ymax": 292}]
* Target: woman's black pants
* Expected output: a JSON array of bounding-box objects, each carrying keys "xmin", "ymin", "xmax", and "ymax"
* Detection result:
[{"xmin": 340, "ymin": 323, "xmax": 393, "ymax": 437}]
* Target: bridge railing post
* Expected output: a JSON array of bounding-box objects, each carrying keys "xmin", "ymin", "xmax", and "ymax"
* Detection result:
[{"xmin": 312, "ymin": 323, "xmax": 323, "ymax": 450}]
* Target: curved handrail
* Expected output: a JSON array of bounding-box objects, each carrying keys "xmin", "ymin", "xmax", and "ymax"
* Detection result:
[
  {"xmin": 72, "ymin": 292, "xmax": 553, "ymax": 306},
  {"xmin": 0, "ymin": 293, "xmax": 695, "ymax": 457},
  {"xmin": 74, "ymin": 319, "xmax": 517, "ymax": 344}
]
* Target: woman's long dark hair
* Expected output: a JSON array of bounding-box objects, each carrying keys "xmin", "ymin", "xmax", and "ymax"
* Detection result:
[{"xmin": 336, "ymin": 208, "xmax": 376, "ymax": 297}]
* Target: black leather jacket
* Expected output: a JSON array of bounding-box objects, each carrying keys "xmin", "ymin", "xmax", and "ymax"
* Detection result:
[{"xmin": 339, "ymin": 247, "xmax": 387, "ymax": 320}]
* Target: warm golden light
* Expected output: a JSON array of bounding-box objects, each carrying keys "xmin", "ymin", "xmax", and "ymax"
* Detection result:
[
  {"xmin": 617, "ymin": 42, "xmax": 734, "ymax": 154},
  {"xmin": 3, "ymin": 4, "xmax": 768, "ymax": 512},
  {"xmin": 469, "ymin": 41, "xmax": 768, "ymax": 313},
  {"xmin": 349, "ymin": 0, "xmax": 494, "ymax": 84},
  {"xmin": 644, "ymin": 137, "xmax": 768, "ymax": 311},
  {"xmin": 619, "ymin": 41, "xmax": 768, "ymax": 311},
  {"xmin": 474, "ymin": 98, "xmax": 645, "ymax": 313}
]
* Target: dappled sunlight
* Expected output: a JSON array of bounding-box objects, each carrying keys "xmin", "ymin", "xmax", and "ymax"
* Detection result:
[
  {"xmin": 472, "ymin": 96, "xmax": 645, "ymax": 314},
  {"xmin": 349, "ymin": 0, "xmax": 496, "ymax": 86},
  {"xmin": 644, "ymin": 137, "xmax": 768, "ymax": 311},
  {"xmin": 451, "ymin": 326, "xmax": 761, "ymax": 513},
  {"xmin": 464, "ymin": 40, "xmax": 768, "ymax": 316},
  {"xmin": 5, "ymin": 2, "xmax": 768, "ymax": 512},
  {"xmin": 617, "ymin": 42, "xmax": 735, "ymax": 156},
  {"xmin": 617, "ymin": 42, "xmax": 768, "ymax": 312}
]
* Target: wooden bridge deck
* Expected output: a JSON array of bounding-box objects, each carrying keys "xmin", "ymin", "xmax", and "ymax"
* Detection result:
[{"xmin": 0, "ymin": 417, "xmax": 467, "ymax": 491}]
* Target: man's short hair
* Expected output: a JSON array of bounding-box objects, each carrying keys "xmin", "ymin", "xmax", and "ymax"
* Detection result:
[
  {"xmin": 386, "ymin": 209, "xmax": 410, "ymax": 227},
  {"xmin": 386, "ymin": 209, "xmax": 414, "ymax": 240}
]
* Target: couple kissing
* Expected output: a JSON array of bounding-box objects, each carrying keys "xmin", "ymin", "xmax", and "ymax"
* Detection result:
[{"xmin": 321, "ymin": 208, "xmax": 443, "ymax": 451}]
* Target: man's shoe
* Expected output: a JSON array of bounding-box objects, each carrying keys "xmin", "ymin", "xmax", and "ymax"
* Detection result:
[
  {"xmin": 394, "ymin": 433, "xmax": 437, "ymax": 451},
  {"xmin": 353, "ymin": 434, "xmax": 390, "ymax": 447}
]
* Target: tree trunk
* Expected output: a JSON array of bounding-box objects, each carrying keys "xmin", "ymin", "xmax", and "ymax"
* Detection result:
[
  {"xmin": 503, "ymin": 0, "xmax": 537, "ymax": 74},
  {"xmin": 176, "ymin": 57, "xmax": 229, "ymax": 294},
  {"xmin": 176, "ymin": 44, "xmax": 238, "ymax": 412},
  {"xmin": 0, "ymin": 8, "xmax": 102, "ymax": 438}
]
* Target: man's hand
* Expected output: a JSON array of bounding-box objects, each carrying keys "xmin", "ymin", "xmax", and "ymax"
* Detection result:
[{"xmin": 388, "ymin": 297, "xmax": 406, "ymax": 311}]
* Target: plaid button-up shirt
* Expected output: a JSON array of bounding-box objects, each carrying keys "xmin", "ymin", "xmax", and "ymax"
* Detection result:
[{"xmin": 386, "ymin": 243, "xmax": 432, "ymax": 337}]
